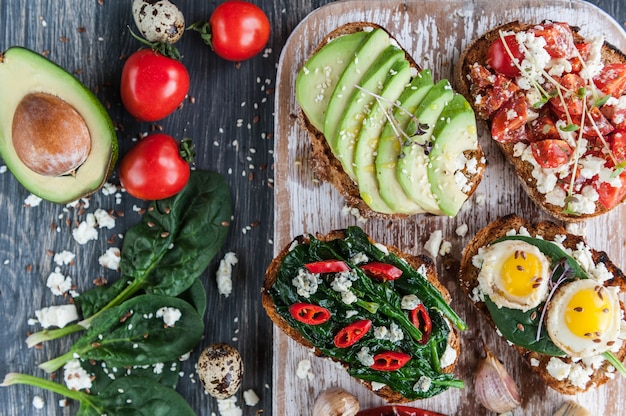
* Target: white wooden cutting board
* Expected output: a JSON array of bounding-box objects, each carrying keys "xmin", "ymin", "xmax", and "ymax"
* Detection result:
[{"xmin": 273, "ymin": 0, "xmax": 626, "ymax": 414}]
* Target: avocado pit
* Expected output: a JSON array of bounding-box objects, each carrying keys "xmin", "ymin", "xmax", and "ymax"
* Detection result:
[{"xmin": 12, "ymin": 92, "xmax": 91, "ymax": 176}]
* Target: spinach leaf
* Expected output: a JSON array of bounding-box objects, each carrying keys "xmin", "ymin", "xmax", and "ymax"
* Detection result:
[
  {"xmin": 1, "ymin": 373, "xmax": 196, "ymax": 416},
  {"xmin": 178, "ymin": 278, "xmax": 208, "ymax": 317},
  {"xmin": 81, "ymin": 358, "xmax": 181, "ymax": 394},
  {"xmin": 40, "ymin": 295, "xmax": 204, "ymax": 373},
  {"xmin": 485, "ymin": 296, "xmax": 565, "ymax": 356}
]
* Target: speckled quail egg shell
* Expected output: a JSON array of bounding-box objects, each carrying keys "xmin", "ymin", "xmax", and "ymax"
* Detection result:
[
  {"xmin": 197, "ymin": 343, "xmax": 244, "ymax": 399},
  {"xmin": 132, "ymin": 0, "xmax": 185, "ymax": 44}
]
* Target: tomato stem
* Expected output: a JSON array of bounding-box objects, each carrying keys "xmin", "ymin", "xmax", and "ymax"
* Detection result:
[
  {"xmin": 179, "ymin": 139, "xmax": 196, "ymax": 163},
  {"xmin": 127, "ymin": 25, "xmax": 181, "ymax": 60},
  {"xmin": 187, "ymin": 21, "xmax": 214, "ymax": 50}
]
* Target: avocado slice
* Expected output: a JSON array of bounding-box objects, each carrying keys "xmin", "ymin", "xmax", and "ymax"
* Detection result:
[
  {"xmin": 353, "ymin": 59, "xmax": 411, "ymax": 214},
  {"xmin": 376, "ymin": 70, "xmax": 434, "ymax": 214},
  {"xmin": 334, "ymin": 45, "xmax": 404, "ymax": 180},
  {"xmin": 396, "ymin": 79, "xmax": 454, "ymax": 215},
  {"xmin": 428, "ymin": 94, "xmax": 479, "ymax": 216},
  {"xmin": 323, "ymin": 28, "xmax": 391, "ymax": 155},
  {"xmin": 0, "ymin": 47, "xmax": 117, "ymax": 203},
  {"xmin": 295, "ymin": 31, "xmax": 369, "ymax": 132}
]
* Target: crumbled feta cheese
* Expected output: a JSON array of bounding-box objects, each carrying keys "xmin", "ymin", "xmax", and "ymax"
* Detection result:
[
  {"xmin": 32, "ymin": 395, "xmax": 45, "ymax": 409},
  {"xmin": 413, "ymin": 375, "xmax": 432, "ymax": 392},
  {"xmin": 72, "ymin": 214, "xmax": 98, "ymax": 245},
  {"xmin": 424, "ymin": 230, "xmax": 442, "ymax": 259},
  {"xmin": 101, "ymin": 182, "xmax": 118, "ymax": 196},
  {"xmin": 53, "ymin": 250, "xmax": 75, "ymax": 266},
  {"xmin": 24, "ymin": 194, "xmax": 43, "ymax": 207},
  {"xmin": 546, "ymin": 357, "xmax": 571, "ymax": 381},
  {"xmin": 243, "ymin": 389, "xmax": 260, "ymax": 406},
  {"xmin": 455, "ymin": 223, "xmax": 469, "ymax": 237},
  {"xmin": 64, "ymin": 359, "xmax": 93, "ymax": 391},
  {"xmin": 156, "ymin": 307, "xmax": 182, "ymax": 327},
  {"xmin": 46, "ymin": 268, "xmax": 72, "ymax": 296},
  {"xmin": 439, "ymin": 341, "xmax": 458, "ymax": 368},
  {"xmin": 296, "ymin": 359, "xmax": 314, "ymax": 380},
  {"xmin": 350, "ymin": 252, "xmax": 368, "ymax": 265},
  {"xmin": 35, "ymin": 304, "xmax": 79, "ymax": 328},
  {"xmin": 94, "ymin": 208, "xmax": 116, "ymax": 229},
  {"xmin": 371, "ymin": 381, "xmax": 386, "ymax": 391},
  {"xmin": 530, "ymin": 358, "xmax": 540, "ymax": 367},
  {"xmin": 98, "ymin": 247, "xmax": 120, "ymax": 270},
  {"xmin": 345, "ymin": 310, "xmax": 359, "ymax": 319},
  {"xmin": 216, "ymin": 395, "xmax": 243, "ymax": 416},
  {"xmin": 216, "ymin": 252, "xmax": 238, "ymax": 297},
  {"xmin": 0, "ymin": 165, "xmax": 6, "ymax": 174},
  {"xmin": 439, "ymin": 240, "xmax": 452, "ymax": 256}
]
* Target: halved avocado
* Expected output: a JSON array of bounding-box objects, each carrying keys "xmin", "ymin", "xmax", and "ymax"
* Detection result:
[{"xmin": 0, "ymin": 47, "xmax": 117, "ymax": 203}]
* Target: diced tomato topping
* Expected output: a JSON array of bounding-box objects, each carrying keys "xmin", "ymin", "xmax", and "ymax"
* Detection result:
[
  {"xmin": 370, "ymin": 351, "xmax": 411, "ymax": 371},
  {"xmin": 594, "ymin": 63, "xmax": 626, "ymax": 98},
  {"xmin": 486, "ymin": 35, "xmax": 524, "ymax": 77},
  {"xmin": 580, "ymin": 106, "xmax": 615, "ymax": 138},
  {"xmin": 304, "ymin": 260, "xmax": 349, "ymax": 274},
  {"xmin": 569, "ymin": 42, "xmax": 591, "ymax": 74},
  {"xmin": 600, "ymin": 97, "xmax": 626, "ymax": 130},
  {"xmin": 549, "ymin": 74, "xmax": 586, "ymax": 117},
  {"xmin": 529, "ymin": 22, "xmax": 576, "ymax": 58},
  {"xmin": 360, "ymin": 262, "xmax": 403, "ymax": 282},
  {"xmin": 596, "ymin": 171, "xmax": 626, "ymax": 210},
  {"xmin": 610, "ymin": 129, "xmax": 626, "ymax": 162},
  {"xmin": 491, "ymin": 94, "xmax": 528, "ymax": 143},
  {"xmin": 530, "ymin": 139, "xmax": 573, "ymax": 168},
  {"xmin": 530, "ymin": 110, "xmax": 561, "ymax": 141},
  {"xmin": 468, "ymin": 62, "xmax": 495, "ymax": 90}
]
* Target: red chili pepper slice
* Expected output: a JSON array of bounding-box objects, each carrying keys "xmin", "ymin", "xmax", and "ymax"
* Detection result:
[
  {"xmin": 289, "ymin": 303, "xmax": 331, "ymax": 325},
  {"xmin": 410, "ymin": 304, "xmax": 432, "ymax": 345},
  {"xmin": 356, "ymin": 405, "xmax": 447, "ymax": 416},
  {"xmin": 305, "ymin": 259, "xmax": 350, "ymax": 274},
  {"xmin": 360, "ymin": 262, "xmax": 403, "ymax": 282},
  {"xmin": 370, "ymin": 351, "xmax": 411, "ymax": 371},
  {"xmin": 333, "ymin": 319, "xmax": 372, "ymax": 348}
]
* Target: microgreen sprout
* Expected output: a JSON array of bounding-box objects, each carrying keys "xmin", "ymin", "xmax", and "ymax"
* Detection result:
[
  {"xmin": 535, "ymin": 258, "xmax": 575, "ymax": 342},
  {"xmin": 354, "ymin": 84, "xmax": 431, "ymax": 157}
]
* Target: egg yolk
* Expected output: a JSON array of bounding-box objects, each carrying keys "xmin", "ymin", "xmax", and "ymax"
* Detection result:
[
  {"xmin": 500, "ymin": 251, "xmax": 543, "ymax": 297},
  {"xmin": 565, "ymin": 286, "xmax": 613, "ymax": 338}
]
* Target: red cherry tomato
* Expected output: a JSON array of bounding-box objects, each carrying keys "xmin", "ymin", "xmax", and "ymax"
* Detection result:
[
  {"xmin": 490, "ymin": 94, "xmax": 528, "ymax": 143},
  {"xmin": 204, "ymin": 1, "xmax": 270, "ymax": 61},
  {"xmin": 289, "ymin": 303, "xmax": 331, "ymax": 325},
  {"xmin": 594, "ymin": 63, "xmax": 626, "ymax": 98},
  {"xmin": 596, "ymin": 171, "xmax": 626, "ymax": 210},
  {"xmin": 486, "ymin": 34, "xmax": 523, "ymax": 77},
  {"xmin": 334, "ymin": 319, "xmax": 372, "ymax": 348},
  {"xmin": 304, "ymin": 260, "xmax": 350, "ymax": 274},
  {"xmin": 370, "ymin": 351, "xmax": 411, "ymax": 371},
  {"xmin": 120, "ymin": 49, "xmax": 189, "ymax": 122},
  {"xmin": 360, "ymin": 262, "xmax": 403, "ymax": 282},
  {"xmin": 119, "ymin": 133, "xmax": 193, "ymax": 200}
]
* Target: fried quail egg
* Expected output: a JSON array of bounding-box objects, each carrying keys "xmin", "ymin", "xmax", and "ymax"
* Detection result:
[
  {"xmin": 546, "ymin": 279, "xmax": 621, "ymax": 358},
  {"xmin": 477, "ymin": 240, "xmax": 551, "ymax": 311}
]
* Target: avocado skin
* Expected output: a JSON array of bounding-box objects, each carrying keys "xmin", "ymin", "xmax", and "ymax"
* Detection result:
[{"xmin": 0, "ymin": 47, "xmax": 118, "ymax": 203}]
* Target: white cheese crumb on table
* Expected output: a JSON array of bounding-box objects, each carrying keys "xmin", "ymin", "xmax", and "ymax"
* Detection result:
[{"xmin": 216, "ymin": 252, "xmax": 238, "ymax": 297}]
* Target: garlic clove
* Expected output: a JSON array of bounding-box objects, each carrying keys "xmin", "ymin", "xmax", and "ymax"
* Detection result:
[
  {"xmin": 552, "ymin": 401, "xmax": 592, "ymax": 416},
  {"xmin": 312, "ymin": 387, "xmax": 360, "ymax": 416},
  {"xmin": 474, "ymin": 342, "xmax": 521, "ymax": 414}
]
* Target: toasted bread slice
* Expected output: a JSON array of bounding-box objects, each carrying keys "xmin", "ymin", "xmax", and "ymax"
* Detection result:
[
  {"xmin": 262, "ymin": 228, "xmax": 462, "ymax": 403},
  {"xmin": 298, "ymin": 22, "xmax": 485, "ymax": 220},
  {"xmin": 455, "ymin": 21, "xmax": 626, "ymax": 222},
  {"xmin": 459, "ymin": 214, "xmax": 626, "ymax": 394}
]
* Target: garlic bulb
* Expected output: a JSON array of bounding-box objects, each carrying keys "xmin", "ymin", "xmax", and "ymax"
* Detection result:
[
  {"xmin": 312, "ymin": 387, "xmax": 360, "ymax": 416},
  {"xmin": 553, "ymin": 401, "xmax": 592, "ymax": 416},
  {"xmin": 474, "ymin": 343, "xmax": 521, "ymax": 413}
]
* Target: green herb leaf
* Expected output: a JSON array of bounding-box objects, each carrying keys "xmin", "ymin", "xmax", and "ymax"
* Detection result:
[{"xmin": 559, "ymin": 123, "xmax": 580, "ymax": 132}]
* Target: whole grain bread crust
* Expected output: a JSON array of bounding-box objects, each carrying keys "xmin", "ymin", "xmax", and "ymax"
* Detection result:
[
  {"xmin": 455, "ymin": 21, "xmax": 626, "ymax": 222},
  {"xmin": 262, "ymin": 229, "xmax": 461, "ymax": 403},
  {"xmin": 300, "ymin": 22, "xmax": 485, "ymax": 220},
  {"xmin": 459, "ymin": 214, "xmax": 626, "ymax": 394}
]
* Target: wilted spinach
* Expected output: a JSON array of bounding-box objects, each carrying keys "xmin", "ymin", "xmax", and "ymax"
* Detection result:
[
  {"xmin": 27, "ymin": 170, "xmax": 231, "ymax": 346},
  {"xmin": 2, "ymin": 374, "xmax": 196, "ymax": 416},
  {"xmin": 39, "ymin": 294, "xmax": 204, "ymax": 373}
]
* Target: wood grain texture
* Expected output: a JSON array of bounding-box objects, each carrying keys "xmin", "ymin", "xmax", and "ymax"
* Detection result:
[{"xmin": 273, "ymin": 0, "xmax": 626, "ymax": 415}]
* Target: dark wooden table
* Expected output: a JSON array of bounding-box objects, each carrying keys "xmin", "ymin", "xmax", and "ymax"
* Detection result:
[{"xmin": 0, "ymin": 1, "xmax": 624, "ymax": 415}]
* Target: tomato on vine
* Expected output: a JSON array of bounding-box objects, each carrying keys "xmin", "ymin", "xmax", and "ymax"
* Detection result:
[
  {"xmin": 189, "ymin": 0, "xmax": 270, "ymax": 61},
  {"xmin": 119, "ymin": 133, "xmax": 194, "ymax": 200},
  {"xmin": 120, "ymin": 48, "xmax": 190, "ymax": 122}
]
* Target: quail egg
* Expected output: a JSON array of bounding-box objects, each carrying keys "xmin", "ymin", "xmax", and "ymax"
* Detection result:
[
  {"xmin": 477, "ymin": 239, "xmax": 551, "ymax": 311},
  {"xmin": 132, "ymin": 0, "xmax": 185, "ymax": 44},
  {"xmin": 197, "ymin": 343, "xmax": 244, "ymax": 399},
  {"xmin": 546, "ymin": 279, "xmax": 621, "ymax": 358}
]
